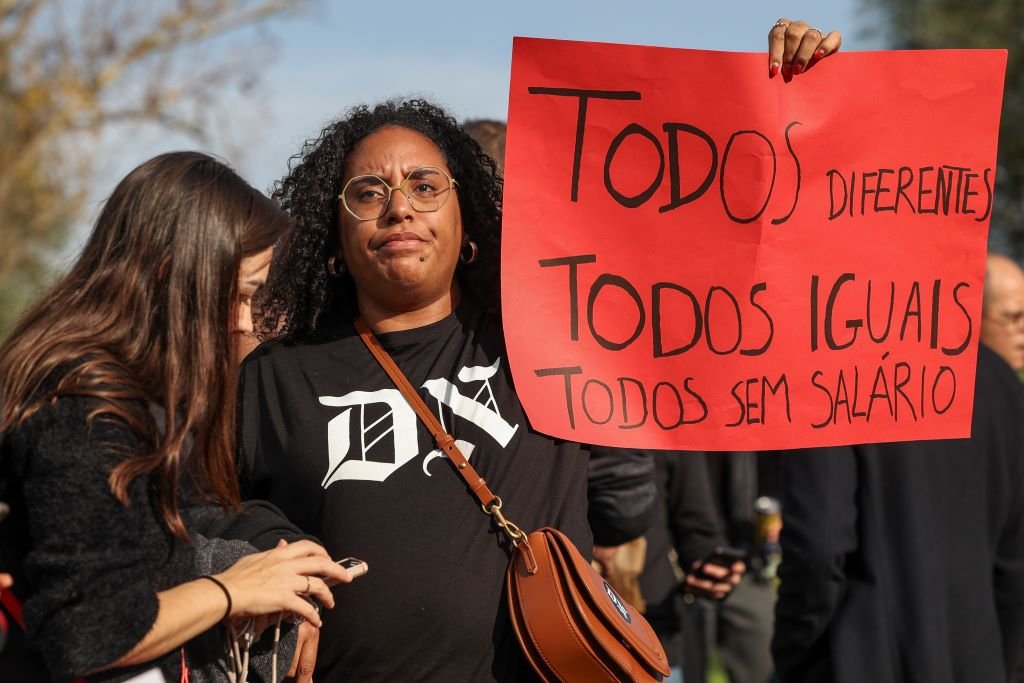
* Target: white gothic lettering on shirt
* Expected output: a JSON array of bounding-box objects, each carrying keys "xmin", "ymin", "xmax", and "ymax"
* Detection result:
[{"xmin": 317, "ymin": 359, "xmax": 520, "ymax": 487}]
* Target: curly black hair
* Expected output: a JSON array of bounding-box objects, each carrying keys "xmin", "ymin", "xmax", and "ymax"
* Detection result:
[{"xmin": 258, "ymin": 99, "xmax": 504, "ymax": 342}]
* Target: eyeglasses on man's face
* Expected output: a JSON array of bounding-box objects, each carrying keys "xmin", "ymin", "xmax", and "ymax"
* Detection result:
[
  {"xmin": 986, "ymin": 308, "xmax": 1024, "ymax": 331},
  {"xmin": 339, "ymin": 166, "xmax": 458, "ymax": 221}
]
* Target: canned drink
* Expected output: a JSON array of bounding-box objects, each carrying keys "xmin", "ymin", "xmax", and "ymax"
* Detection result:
[
  {"xmin": 754, "ymin": 495, "xmax": 781, "ymax": 531},
  {"xmin": 754, "ymin": 496, "xmax": 782, "ymax": 579}
]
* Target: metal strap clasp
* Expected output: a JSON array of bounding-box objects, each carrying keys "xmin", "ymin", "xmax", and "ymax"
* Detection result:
[{"xmin": 482, "ymin": 496, "xmax": 527, "ymax": 547}]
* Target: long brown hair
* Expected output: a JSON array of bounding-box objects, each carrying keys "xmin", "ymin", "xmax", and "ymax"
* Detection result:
[{"xmin": 0, "ymin": 151, "xmax": 293, "ymax": 538}]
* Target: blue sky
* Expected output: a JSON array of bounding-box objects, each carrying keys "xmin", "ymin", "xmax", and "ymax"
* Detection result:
[{"xmin": 76, "ymin": 1, "xmax": 883, "ymax": 252}]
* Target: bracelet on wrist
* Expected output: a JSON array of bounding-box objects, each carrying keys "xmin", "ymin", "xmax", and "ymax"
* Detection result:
[{"xmin": 198, "ymin": 574, "xmax": 232, "ymax": 622}]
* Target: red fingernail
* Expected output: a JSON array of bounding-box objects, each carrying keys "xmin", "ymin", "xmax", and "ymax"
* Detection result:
[
  {"xmin": 814, "ymin": 49, "xmax": 825, "ymax": 60},
  {"xmin": 769, "ymin": 62, "xmax": 780, "ymax": 78},
  {"xmin": 792, "ymin": 62, "xmax": 804, "ymax": 75}
]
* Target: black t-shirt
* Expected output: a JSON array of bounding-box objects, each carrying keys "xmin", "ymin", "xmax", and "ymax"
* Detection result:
[{"xmin": 239, "ymin": 300, "xmax": 593, "ymax": 682}]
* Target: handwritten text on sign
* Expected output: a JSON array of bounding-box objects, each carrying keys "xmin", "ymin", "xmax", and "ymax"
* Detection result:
[{"xmin": 501, "ymin": 39, "xmax": 1006, "ymax": 450}]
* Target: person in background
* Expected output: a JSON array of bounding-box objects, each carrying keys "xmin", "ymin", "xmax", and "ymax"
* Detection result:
[
  {"xmin": 0, "ymin": 152, "xmax": 350, "ymax": 682},
  {"xmin": 771, "ymin": 344, "xmax": 1024, "ymax": 683},
  {"xmin": 637, "ymin": 452, "xmax": 737, "ymax": 683},
  {"xmin": 981, "ymin": 252, "xmax": 1024, "ymax": 373},
  {"xmin": 681, "ymin": 452, "xmax": 778, "ymax": 683}
]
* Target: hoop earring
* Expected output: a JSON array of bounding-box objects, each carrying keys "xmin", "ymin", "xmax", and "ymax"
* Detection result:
[
  {"xmin": 460, "ymin": 240, "xmax": 478, "ymax": 265},
  {"xmin": 327, "ymin": 256, "xmax": 346, "ymax": 278}
]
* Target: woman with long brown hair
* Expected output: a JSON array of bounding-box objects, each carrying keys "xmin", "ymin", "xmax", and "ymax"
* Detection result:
[{"xmin": 0, "ymin": 151, "xmax": 349, "ymax": 682}]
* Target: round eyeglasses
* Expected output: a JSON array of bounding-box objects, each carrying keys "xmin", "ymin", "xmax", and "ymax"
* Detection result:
[{"xmin": 339, "ymin": 166, "xmax": 458, "ymax": 221}]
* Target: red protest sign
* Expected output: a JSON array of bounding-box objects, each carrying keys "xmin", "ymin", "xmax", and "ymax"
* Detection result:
[{"xmin": 501, "ymin": 38, "xmax": 1006, "ymax": 451}]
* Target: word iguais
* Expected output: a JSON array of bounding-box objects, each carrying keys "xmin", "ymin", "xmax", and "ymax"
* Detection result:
[{"xmin": 810, "ymin": 274, "xmax": 973, "ymax": 355}]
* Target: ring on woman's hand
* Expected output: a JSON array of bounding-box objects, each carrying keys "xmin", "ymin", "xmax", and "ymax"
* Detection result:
[
  {"xmin": 772, "ymin": 21, "xmax": 788, "ymax": 30},
  {"xmin": 303, "ymin": 576, "xmax": 310, "ymax": 594},
  {"xmin": 810, "ymin": 27, "xmax": 825, "ymax": 38}
]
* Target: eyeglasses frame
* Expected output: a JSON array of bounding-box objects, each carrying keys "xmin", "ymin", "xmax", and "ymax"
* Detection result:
[
  {"xmin": 985, "ymin": 308, "xmax": 1024, "ymax": 331},
  {"xmin": 338, "ymin": 166, "xmax": 459, "ymax": 221}
]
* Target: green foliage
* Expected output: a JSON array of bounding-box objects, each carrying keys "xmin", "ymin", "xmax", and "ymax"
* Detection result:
[{"xmin": 861, "ymin": 0, "xmax": 1024, "ymax": 257}]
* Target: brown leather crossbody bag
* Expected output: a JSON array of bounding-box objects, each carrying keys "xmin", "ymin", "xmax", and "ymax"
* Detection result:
[{"xmin": 355, "ymin": 318, "xmax": 670, "ymax": 682}]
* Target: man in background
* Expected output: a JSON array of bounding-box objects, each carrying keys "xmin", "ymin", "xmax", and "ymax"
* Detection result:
[
  {"xmin": 982, "ymin": 252, "xmax": 1024, "ymax": 373},
  {"xmin": 772, "ymin": 345, "xmax": 1024, "ymax": 683}
]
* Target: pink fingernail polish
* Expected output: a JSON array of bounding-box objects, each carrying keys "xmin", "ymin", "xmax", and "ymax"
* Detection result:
[
  {"xmin": 814, "ymin": 49, "xmax": 825, "ymax": 59},
  {"xmin": 769, "ymin": 62, "xmax": 780, "ymax": 78}
]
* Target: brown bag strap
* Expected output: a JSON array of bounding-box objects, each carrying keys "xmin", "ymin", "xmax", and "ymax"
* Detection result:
[{"xmin": 354, "ymin": 318, "xmax": 529, "ymax": 548}]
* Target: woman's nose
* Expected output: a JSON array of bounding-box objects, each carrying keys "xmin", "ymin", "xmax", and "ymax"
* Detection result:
[
  {"xmin": 384, "ymin": 185, "xmax": 415, "ymax": 221},
  {"xmin": 235, "ymin": 305, "xmax": 253, "ymax": 334}
]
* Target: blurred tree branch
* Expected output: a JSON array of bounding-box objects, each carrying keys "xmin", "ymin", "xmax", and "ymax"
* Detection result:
[{"xmin": 0, "ymin": 0, "xmax": 305, "ymax": 336}]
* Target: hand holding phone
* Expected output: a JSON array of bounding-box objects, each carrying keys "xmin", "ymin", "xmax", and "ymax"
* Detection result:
[
  {"xmin": 692, "ymin": 546, "xmax": 746, "ymax": 581},
  {"xmin": 325, "ymin": 557, "xmax": 368, "ymax": 587},
  {"xmin": 684, "ymin": 546, "xmax": 746, "ymax": 601}
]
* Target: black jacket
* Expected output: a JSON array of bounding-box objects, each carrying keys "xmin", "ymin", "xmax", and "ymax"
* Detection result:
[
  {"xmin": 639, "ymin": 451, "xmax": 724, "ymax": 666},
  {"xmin": 0, "ymin": 395, "xmax": 193, "ymax": 682},
  {"xmin": 772, "ymin": 345, "xmax": 1024, "ymax": 683}
]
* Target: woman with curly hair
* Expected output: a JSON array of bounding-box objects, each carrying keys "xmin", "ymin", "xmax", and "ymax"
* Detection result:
[
  {"xmin": 0, "ymin": 152, "xmax": 351, "ymax": 682},
  {"xmin": 240, "ymin": 22, "xmax": 839, "ymax": 681},
  {"xmin": 239, "ymin": 100, "xmax": 630, "ymax": 682},
  {"xmin": 256, "ymin": 100, "xmax": 505, "ymax": 339}
]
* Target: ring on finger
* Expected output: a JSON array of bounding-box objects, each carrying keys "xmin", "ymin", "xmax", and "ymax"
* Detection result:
[
  {"xmin": 810, "ymin": 27, "xmax": 825, "ymax": 38},
  {"xmin": 303, "ymin": 576, "xmax": 310, "ymax": 594},
  {"xmin": 772, "ymin": 21, "xmax": 788, "ymax": 30}
]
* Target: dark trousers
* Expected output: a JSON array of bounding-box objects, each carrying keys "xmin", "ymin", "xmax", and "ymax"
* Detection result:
[{"xmin": 682, "ymin": 574, "xmax": 776, "ymax": 683}]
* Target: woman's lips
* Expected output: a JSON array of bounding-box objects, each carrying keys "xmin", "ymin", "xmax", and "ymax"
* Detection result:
[{"xmin": 377, "ymin": 232, "xmax": 426, "ymax": 252}]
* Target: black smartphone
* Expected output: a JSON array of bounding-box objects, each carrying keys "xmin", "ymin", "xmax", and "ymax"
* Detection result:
[{"xmin": 692, "ymin": 546, "xmax": 747, "ymax": 580}]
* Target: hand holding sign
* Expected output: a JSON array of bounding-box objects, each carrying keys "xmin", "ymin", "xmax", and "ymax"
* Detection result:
[{"xmin": 768, "ymin": 18, "xmax": 843, "ymax": 80}]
